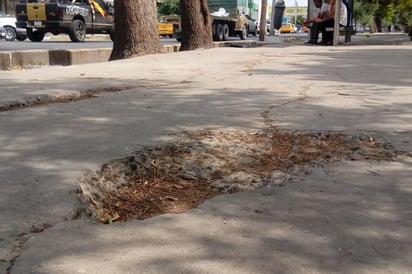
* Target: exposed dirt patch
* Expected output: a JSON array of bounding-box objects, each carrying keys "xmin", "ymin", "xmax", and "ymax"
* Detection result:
[{"xmin": 78, "ymin": 128, "xmax": 394, "ymax": 224}]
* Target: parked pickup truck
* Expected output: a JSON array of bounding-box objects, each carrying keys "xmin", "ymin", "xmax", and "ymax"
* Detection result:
[{"xmin": 15, "ymin": 0, "xmax": 114, "ymax": 42}]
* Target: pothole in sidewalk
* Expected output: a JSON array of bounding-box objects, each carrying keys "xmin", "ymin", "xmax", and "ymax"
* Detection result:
[{"xmin": 77, "ymin": 128, "xmax": 394, "ymax": 224}]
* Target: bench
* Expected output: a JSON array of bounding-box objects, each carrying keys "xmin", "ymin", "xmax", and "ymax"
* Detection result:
[{"xmin": 325, "ymin": 26, "xmax": 353, "ymax": 43}]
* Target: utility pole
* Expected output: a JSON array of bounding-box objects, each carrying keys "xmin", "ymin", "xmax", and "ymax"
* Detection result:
[
  {"xmin": 333, "ymin": 0, "xmax": 341, "ymax": 46},
  {"xmin": 259, "ymin": 0, "xmax": 268, "ymax": 41},
  {"xmin": 294, "ymin": 0, "xmax": 297, "ymax": 24}
]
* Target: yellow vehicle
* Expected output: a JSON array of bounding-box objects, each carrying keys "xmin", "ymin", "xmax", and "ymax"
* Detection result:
[
  {"xmin": 158, "ymin": 21, "xmax": 174, "ymax": 37},
  {"xmin": 280, "ymin": 22, "xmax": 296, "ymax": 33},
  {"xmin": 158, "ymin": 15, "xmax": 181, "ymax": 38}
]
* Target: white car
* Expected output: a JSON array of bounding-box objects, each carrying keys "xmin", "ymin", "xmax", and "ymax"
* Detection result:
[
  {"xmin": 0, "ymin": 27, "xmax": 6, "ymax": 39},
  {"xmin": 0, "ymin": 12, "xmax": 27, "ymax": 41},
  {"xmin": 256, "ymin": 19, "xmax": 270, "ymax": 35}
]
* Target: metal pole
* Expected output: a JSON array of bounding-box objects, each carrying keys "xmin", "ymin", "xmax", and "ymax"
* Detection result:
[
  {"xmin": 333, "ymin": 0, "xmax": 341, "ymax": 46},
  {"xmin": 294, "ymin": 0, "xmax": 297, "ymax": 25}
]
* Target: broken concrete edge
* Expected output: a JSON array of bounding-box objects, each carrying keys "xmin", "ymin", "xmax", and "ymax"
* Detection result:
[
  {"xmin": 0, "ymin": 92, "xmax": 92, "ymax": 112},
  {"xmin": 0, "ymin": 40, "xmax": 262, "ymax": 71},
  {"xmin": 0, "ymin": 85, "xmax": 139, "ymax": 112}
]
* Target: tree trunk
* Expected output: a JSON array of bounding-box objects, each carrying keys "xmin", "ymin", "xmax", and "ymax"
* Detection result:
[
  {"xmin": 110, "ymin": 0, "xmax": 164, "ymax": 61},
  {"xmin": 179, "ymin": 0, "xmax": 213, "ymax": 51},
  {"xmin": 259, "ymin": 0, "xmax": 267, "ymax": 41},
  {"xmin": 4, "ymin": 0, "xmax": 9, "ymax": 14},
  {"xmin": 374, "ymin": 16, "xmax": 382, "ymax": 32}
]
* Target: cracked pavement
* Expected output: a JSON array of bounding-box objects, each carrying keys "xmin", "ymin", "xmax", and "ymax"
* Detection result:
[{"xmin": 0, "ymin": 39, "xmax": 411, "ymax": 273}]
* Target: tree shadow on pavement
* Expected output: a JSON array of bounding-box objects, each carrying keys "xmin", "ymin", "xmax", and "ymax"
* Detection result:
[{"xmin": 1, "ymin": 46, "xmax": 411, "ymax": 273}]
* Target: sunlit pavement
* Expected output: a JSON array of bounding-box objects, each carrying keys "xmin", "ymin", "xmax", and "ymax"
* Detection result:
[{"xmin": 0, "ymin": 32, "xmax": 411, "ymax": 274}]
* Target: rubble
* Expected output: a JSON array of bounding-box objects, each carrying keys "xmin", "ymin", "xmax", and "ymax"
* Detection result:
[{"xmin": 78, "ymin": 129, "xmax": 393, "ymax": 223}]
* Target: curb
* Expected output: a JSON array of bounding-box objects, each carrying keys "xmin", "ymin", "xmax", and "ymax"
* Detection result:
[
  {"xmin": 0, "ymin": 47, "xmax": 159, "ymax": 71},
  {"xmin": 0, "ymin": 40, "xmax": 261, "ymax": 71}
]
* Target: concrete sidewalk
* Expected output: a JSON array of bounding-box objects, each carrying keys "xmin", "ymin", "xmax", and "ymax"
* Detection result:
[
  {"xmin": 0, "ymin": 38, "xmax": 411, "ymax": 274},
  {"xmin": 0, "ymin": 32, "xmax": 410, "ymax": 71}
]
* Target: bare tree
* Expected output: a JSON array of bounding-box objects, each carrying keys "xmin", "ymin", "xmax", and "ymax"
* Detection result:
[
  {"xmin": 179, "ymin": 0, "xmax": 213, "ymax": 51},
  {"xmin": 110, "ymin": 0, "xmax": 164, "ymax": 61}
]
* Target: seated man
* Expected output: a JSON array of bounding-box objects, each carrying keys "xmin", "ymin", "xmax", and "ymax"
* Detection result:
[
  {"xmin": 320, "ymin": 0, "xmax": 331, "ymax": 19},
  {"xmin": 313, "ymin": 0, "xmax": 351, "ymax": 45},
  {"xmin": 303, "ymin": 0, "xmax": 323, "ymax": 44}
]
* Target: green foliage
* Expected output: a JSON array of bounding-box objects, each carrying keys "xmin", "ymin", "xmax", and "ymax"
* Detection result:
[
  {"xmin": 157, "ymin": 0, "xmax": 181, "ymax": 16},
  {"xmin": 353, "ymin": 1, "xmax": 375, "ymax": 26},
  {"xmin": 353, "ymin": 0, "xmax": 412, "ymax": 31},
  {"xmin": 396, "ymin": 0, "xmax": 412, "ymax": 27},
  {"xmin": 294, "ymin": 14, "xmax": 305, "ymax": 26}
]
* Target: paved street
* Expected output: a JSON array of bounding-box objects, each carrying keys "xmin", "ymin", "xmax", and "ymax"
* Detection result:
[{"xmin": 0, "ymin": 35, "xmax": 411, "ymax": 273}]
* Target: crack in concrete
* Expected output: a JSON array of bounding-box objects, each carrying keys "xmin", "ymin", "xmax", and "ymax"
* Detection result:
[
  {"xmin": 261, "ymin": 96, "xmax": 307, "ymax": 128},
  {"xmin": 0, "ymin": 86, "xmax": 138, "ymax": 112},
  {"xmin": 6, "ymin": 237, "xmax": 28, "ymax": 274},
  {"xmin": 4, "ymin": 223, "xmax": 54, "ymax": 274}
]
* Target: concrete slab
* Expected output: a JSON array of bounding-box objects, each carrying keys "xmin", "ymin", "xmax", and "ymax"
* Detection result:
[
  {"xmin": 10, "ymin": 160, "xmax": 412, "ymax": 274},
  {"xmin": 0, "ymin": 38, "xmax": 411, "ymax": 274}
]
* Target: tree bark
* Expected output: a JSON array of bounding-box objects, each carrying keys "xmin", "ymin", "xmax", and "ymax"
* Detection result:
[
  {"xmin": 110, "ymin": 0, "xmax": 164, "ymax": 61},
  {"xmin": 259, "ymin": 0, "xmax": 267, "ymax": 41},
  {"xmin": 4, "ymin": 0, "xmax": 10, "ymax": 14},
  {"xmin": 179, "ymin": 0, "xmax": 213, "ymax": 51},
  {"xmin": 373, "ymin": 16, "xmax": 382, "ymax": 32}
]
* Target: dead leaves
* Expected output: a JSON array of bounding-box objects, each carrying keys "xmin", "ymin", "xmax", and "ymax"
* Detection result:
[{"xmin": 79, "ymin": 129, "xmax": 393, "ymax": 224}]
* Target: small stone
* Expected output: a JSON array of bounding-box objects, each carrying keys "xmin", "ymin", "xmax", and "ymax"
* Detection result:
[
  {"xmin": 289, "ymin": 154, "xmax": 298, "ymax": 162},
  {"xmin": 323, "ymin": 153, "xmax": 333, "ymax": 160},
  {"xmin": 351, "ymin": 146, "xmax": 361, "ymax": 152},
  {"xmin": 240, "ymin": 156, "xmax": 256, "ymax": 165},
  {"xmin": 166, "ymin": 144, "xmax": 178, "ymax": 152},
  {"xmin": 178, "ymin": 173, "xmax": 197, "ymax": 180},
  {"xmin": 210, "ymin": 170, "xmax": 224, "ymax": 179},
  {"xmin": 268, "ymin": 170, "xmax": 286, "ymax": 186}
]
